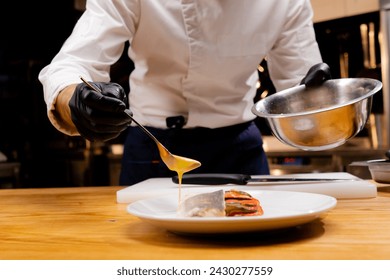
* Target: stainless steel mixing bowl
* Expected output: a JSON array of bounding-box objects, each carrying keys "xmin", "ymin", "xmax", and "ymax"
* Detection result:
[{"xmin": 252, "ymin": 78, "xmax": 382, "ymax": 151}]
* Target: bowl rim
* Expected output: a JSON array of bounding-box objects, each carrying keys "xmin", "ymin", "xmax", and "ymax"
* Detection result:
[{"xmin": 252, "ymin": 78, "xmax": 382, "ymax": 118}]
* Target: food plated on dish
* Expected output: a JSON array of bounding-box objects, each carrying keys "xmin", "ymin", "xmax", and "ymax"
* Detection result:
[{"xmin": 178, "ymin": 189, "xmax": 263, "ymax": 217}]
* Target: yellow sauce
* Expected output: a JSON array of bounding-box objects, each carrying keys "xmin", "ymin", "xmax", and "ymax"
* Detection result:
[{"xmin": 156, "ymin": 143, "xmax": 201, "ymax": 204}]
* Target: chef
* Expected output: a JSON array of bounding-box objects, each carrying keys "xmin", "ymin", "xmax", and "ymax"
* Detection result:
[{"xmin": 38, "ymin": 0, "xmax": 331, "ymax": 185}]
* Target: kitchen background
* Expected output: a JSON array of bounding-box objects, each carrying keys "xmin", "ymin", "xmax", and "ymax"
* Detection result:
[{"xmin": 0, "ymin": 0, "xmax": 386, "ymax": 188}]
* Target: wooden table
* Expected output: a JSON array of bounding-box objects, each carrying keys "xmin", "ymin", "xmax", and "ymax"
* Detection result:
[{"xmin": 1, "ymin": 184, "xmax": 390, "ymax": 260}]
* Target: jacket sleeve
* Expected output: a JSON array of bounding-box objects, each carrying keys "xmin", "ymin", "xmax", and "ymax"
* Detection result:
[
  {"xmin": 38, "ymin": 0, "xmax": 138, "ymax": 135},
  {"xmin": 266, "ymin": 0, "xmax": 323, "ymax": 92}
]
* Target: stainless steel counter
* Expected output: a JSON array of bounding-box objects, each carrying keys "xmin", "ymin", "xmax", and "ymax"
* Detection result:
[{"xmin": 263, "ymin": 136, "xmax": 388, "ymax": 178}]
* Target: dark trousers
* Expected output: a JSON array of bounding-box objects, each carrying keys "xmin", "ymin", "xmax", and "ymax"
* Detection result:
[{"xmin": 119, "ymin": 121, "xmax": 270, "ymax": 185}]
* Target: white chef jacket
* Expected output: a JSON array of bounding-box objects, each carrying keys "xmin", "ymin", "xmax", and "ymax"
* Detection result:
[{"xmin": 39, "ymin": 0, "xmax": 322, "ymax": 135}]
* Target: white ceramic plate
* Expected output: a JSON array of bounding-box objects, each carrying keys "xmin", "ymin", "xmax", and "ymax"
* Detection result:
[{"xmin": 127, "ymin": 190, "xmax": 337, "ymax": 234}]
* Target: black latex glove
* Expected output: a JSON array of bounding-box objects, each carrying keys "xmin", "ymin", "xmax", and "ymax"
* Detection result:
[
  {"xmin": 69, "ymin": 82, "xmax": 132, "ymax": 142},
  {"xmin": 300, "ymin": 63, "xmax": 332, "ymax": 88}
]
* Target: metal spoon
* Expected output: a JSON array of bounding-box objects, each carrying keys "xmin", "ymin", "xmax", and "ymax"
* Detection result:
[{"xmin": 79, "ymin": 77, "xmax": 201, "ymax": 176}]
